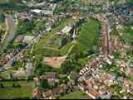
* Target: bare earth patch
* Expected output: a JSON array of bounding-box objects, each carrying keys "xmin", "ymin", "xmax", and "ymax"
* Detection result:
[{"xmin": 43, "ymin": 56, "xmax": 67, "ymax": 68}]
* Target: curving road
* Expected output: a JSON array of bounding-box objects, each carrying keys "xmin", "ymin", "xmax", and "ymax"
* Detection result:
[{"xmin": 2, "ymin": 15, "xmax": 17, "ymax": 50}]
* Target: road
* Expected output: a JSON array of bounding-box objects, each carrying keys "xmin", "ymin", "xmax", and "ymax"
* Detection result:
[
  {"xmin": 2, "ymin": 15, "xmax": 17, "ymax": 50},
  {"xmin": 95, "ymin": 14, "xmax": 112, "ymax": 56}
]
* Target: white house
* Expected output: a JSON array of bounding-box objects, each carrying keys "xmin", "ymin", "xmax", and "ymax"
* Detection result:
[
  {"xmin": 23, "ymin": 35, "xmax": 34, "ymax": 43},
  {"xmin": 61, "ymin": 26, "xmax": 73, "ymax": 35}
]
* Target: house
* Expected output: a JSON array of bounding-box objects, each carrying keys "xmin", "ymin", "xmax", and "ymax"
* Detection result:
[
  {"xmin": 15, "ymin": 35, "xmax": 34, "ymax": 44},
  {"xmin": 31, "ymin": 9, "xmax": 42, "ymax": 14},
  {"xmin": 99, "ymin": 92, "xmax": 112, "ymax": 99},
  {"xmin": 123, "ymin": 79, "xmax": 133, "ymax": 94},
  {"xmin": 72, "ymin": 29, "xmax": 77, "ymax": 41},
  {"xmin": 104, "ymin": 57, "xmax": 112, "ymax": 65},
  {"xmin": 52, "ymin": 87, "xmax": 63, "ymax": 96},
  {"xmin": 126, "ymin": 67, "xmax": 133, "ymax": 76},
  {"xmin": 42, "ymin": 90, "xmax": 52, "ymax": 98},
  {"xmin": 23, "ymin": 35, "xmax": 34, "ymax": 43},
  {"xmin": 39, "ymin": 72, "xmax": 59, "ymax": 86},
  {"xmin": 14, "ymin": 35, "xmax": 24, "ymax": 43},
  {"xmin": 61, "ymin": 25, "xmax": 73, "ymax": 35},
  {"xmin": 17, "ymin": 12, "xmax": 33, "ymax": 21},
  {"xmin": 33, "ymin": 73, "xmax": 58, "ymax": 87},
  {"xmin": 32, "ymin": 87, "xmax": 42, "ymax": 99},
  {"xmin": 42, "ymin": 85, "xmax": 66, "ymax": 99},
  {"xmin": 40, "ymin": 72, "xmax": 57, "ymax": 80},
  {"xmin": 34, "ymin": 77, "xmax": 41, "ymax": 87},
  {"xmin": 41, "ymin": 10, "xmax": 54, "ymax": 15},
  {"xmin": 25, "ymin": 62, "xmax": 33, "ymax": 77},
  {"xmin": 13, "ymin": 68, "xmax": 26, "ymax": 79},
  {"xmin": 31, "ymin": 3, "xmax": 56, "ymax": 16}
]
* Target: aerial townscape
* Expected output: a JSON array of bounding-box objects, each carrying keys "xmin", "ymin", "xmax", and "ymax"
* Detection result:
[{"xmin": 0, "ymin": 0, "xmax": 133, "ymax": 99}]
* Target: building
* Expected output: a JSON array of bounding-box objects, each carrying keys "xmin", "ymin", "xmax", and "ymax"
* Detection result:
[
  {"xmin": 23, "ymin": 35, "xmax": 35, "ymax": 43},
  {"xmin": 25, "ymin": 62, "xmax": 33, "ymax": 77}
]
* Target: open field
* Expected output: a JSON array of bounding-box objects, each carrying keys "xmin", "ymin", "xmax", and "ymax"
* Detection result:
[
  {"xmin": 59, "ymin": 90, "xmax": 89, "ymax": 99},
  {"xmin": 128, "ymin": 0, "xmax": 133, "ymax": 3},
  {"xmin": 0, "ymin": 68, "xmax": 16, "ymax": 79},
  {"xmin": 0, "ymin": 81, "xmax": 34, "ymax": 99},
  {"xmin": 77, "ymin": 18, "xmax": 100, "ymax": 52},
  {"xmin": 122, "ymin": 26, "xmax": 133, "ymax": 45},
  {"xmin": 69, "ymin": 18, "xmax": 100, "ymax": 55}
]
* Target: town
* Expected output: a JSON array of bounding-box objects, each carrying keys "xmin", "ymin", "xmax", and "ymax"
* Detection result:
[{"xmin": 0, "ymin": 0, "xmax": 133, "ymax": 99}]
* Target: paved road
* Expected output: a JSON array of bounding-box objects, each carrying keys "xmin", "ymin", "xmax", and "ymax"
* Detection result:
[
  {"xmin": 2, "ymin": 15, "xmax": 17, "ymax": 50},
  {"xmin": 94, "ymin": 14, "xmax": 112, "ymax": 55}
]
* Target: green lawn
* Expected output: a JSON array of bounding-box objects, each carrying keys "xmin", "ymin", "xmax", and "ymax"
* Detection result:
[
  {"xmin": 128, "ymin": 0, "xmax": 133, "ymax": 3},
  {"xmin": 0, "ymin": 81, "xmax": 34, "ymax": 99},
  {"xmin": 0, "ymin": 68, "xmax": 16, "ymax": 79},
  {"xmin": 122, "ymin": 26, "xmax": 133, "ymax": 45},
  {"xmin": 77, "ymin": 18, "xmax": 100, "ymax": 52},
  {"xmin": 60, "ymin": 42, "xmax": 75, "ymax": 55},
  {"xmin": 59, "ymin": 90, "xmax": 89, "ymax": 99},
  {"xmin": 110, "ymin": 84, "xmax": 123, "ymax": 98},
  {"xmin": 0, "ymin": 72, "xmax": 10, "ymax": 79}
]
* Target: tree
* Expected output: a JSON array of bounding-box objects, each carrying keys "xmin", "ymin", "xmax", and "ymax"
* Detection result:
[
  {"xmin": 16, "ymin": 20, "xmax": 35, "ymax": 35},
  {"xmin": 34, "ymin": 63, "xmax": 45, "ymax": 76},
  {"xmin": 39, "ymin": 79, "xmax": 50, "ymax": 89},
  {"xmin": 12, "ymin": 83, "xmax": 16, "ymax": 88},
  {"xmin": 61, "ymin": 54, "xmax": 81, "ymax": 74},
  {"xmin": 34, "ymin": 20, "xmax": 46, "ymax": 32},
  {"xmin": 34, "ymin": 63, "xmax": 55, "ymax": 76},
  {"xmin": 0, "ymin": 83, "xmax": 4, "ymax": 88},
  {"xmin": 0, "ymin": 13, "xmax": 5, "ymax": 23}
]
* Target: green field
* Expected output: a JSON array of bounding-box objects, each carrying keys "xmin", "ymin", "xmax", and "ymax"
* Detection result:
[
  {"xmin": 77, "ymin": 18, "xmax": 100, "ymax": 52},
  {"xmin": 0, "ymin": 67, "xmax": 17, "ymax": 79},
  {"xmin": 128, "ymin": 0, "xmax": 133, "ymax": 3},
  {"xmin": 33, "ymin": 18, "xmax": 75, "ymax": 57},
  {"xmin": 60, "ymin": 42, "xmax": 75, "ymax": 55},
  {"xmin": 122, "ymin": 26, "xmax": 133, "ymax": 45},
  {"xmin": 69, "ymin": 18, "xmax": 100, "ymax": 55},
  {"xmin": 0, "ymin": 81, "xmax": 34, "ymax": 99},
  {"xmin": 59, "ymin": 90, "xmax": 89, "ymax": 99}
]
